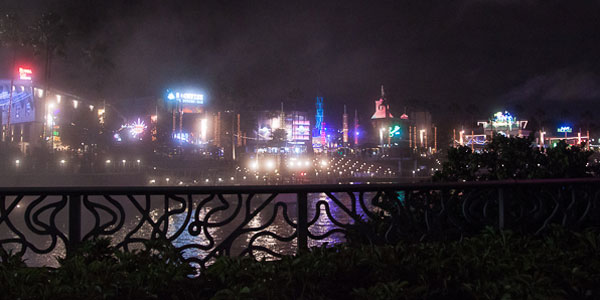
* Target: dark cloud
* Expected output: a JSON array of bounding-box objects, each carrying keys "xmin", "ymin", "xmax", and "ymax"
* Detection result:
[
  {"xmin": 502, "ymin": 69, "xmax": 600, "ymax": 102},
  {"xmin": 2, "ymin": 0, "xmax": 600, "ymax": 122}
]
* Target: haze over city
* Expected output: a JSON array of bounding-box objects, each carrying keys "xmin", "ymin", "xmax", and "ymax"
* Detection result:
[
  {"xmin": 2, "ymin": 0, "xmax": 600, "ymax": 121},
  {"xmin": 3, "ymin": 1, "xmax": 600, "ymax": 299}
]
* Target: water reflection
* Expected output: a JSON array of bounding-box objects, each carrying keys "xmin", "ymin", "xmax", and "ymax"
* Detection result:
[{"xmin": 1, "ymin": 192, "xmax": 375, "ymax": 267}]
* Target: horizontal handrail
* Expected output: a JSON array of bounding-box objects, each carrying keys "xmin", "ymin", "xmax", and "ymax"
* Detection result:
[{"xmin": 0, "ymin": 177, "xmax": 599, "ymax": 195}]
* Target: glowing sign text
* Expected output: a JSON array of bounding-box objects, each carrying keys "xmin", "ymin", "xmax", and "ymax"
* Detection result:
[
  {"xmin": 557, "ymin": 126, "xmax": 572, "ymax": 133},
  {"xmin": 19, "ymin": 67, "xmax": 32, "ymax": 80},
  {"xmin": 389, "ymin": 125, "xmax": 401, "ymax": 137},
  {"xmin": 166, "ymin": 91, "xmax": 204, "ymax": 105}
]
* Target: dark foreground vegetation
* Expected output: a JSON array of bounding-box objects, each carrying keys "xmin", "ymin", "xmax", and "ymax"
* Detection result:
[{"xmin": 2, "ymin": 226, "xmax": 600, "ymax": 300}]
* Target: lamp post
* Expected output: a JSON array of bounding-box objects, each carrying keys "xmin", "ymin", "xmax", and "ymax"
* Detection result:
[{"xmin": 47, "ymin": 102, "xmax": 55, "ymax": 152}]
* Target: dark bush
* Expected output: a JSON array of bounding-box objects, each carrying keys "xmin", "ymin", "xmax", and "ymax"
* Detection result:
[{"xmin": 4, "ymin": 227, "xmax": 600, "ymax": 299}]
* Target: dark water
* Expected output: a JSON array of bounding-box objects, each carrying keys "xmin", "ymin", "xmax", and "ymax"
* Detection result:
[{"xmin": 1, "ymin": 192, "xmax": 373, "ymax": 267}]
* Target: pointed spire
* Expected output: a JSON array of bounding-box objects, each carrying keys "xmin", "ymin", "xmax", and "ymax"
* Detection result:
[
  {"xmin": 344, "ymin": 104, "xmax": 347, "ymax": 114},
  {"xmin": 381, "ymin": 85, "xmax": 385, "ymax": 99}
]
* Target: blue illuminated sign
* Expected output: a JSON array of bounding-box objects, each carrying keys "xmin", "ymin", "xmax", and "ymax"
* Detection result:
[
  {"xmin": 173, "ymin": 132, "xmax": 190, "ymax": 143},
  {"xmin": 557, "ymin": 126, "xmax": 572, "ymax": 133},
  {"xmin": 166, "ymin": 90, "xmax": 204, "ymax": 105}
]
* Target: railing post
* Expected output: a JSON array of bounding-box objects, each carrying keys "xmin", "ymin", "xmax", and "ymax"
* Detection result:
[
  {"xmin": 68, "ymin": 193, "xmax": 82, "ymax": 257},
  {"xmin": 498, "ymin": 188, "xmax": 505, "ymax": 230},
  {"xmin": 297, "ymin": 192, "xmax": 308, "ymax": 253}
]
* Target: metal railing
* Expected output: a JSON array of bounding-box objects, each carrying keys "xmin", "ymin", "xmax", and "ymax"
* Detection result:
[{"xmin": 2, "ymin": 178, "xmax": 600, "ymax": 268}]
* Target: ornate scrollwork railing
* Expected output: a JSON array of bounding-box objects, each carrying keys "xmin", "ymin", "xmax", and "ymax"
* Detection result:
[{"xmin": 2, "ymin": 178, "xmax": 600, "ymax": 268}]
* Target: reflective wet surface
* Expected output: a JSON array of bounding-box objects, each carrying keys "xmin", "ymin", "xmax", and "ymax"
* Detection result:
[{"xmin": 1, "ymin": 192, "xmax": 373, "ymax": 267}]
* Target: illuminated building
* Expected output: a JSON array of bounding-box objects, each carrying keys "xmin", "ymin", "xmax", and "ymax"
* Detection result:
[
  {"xmin": 312, "ymin": 96, "xmax": 325, "ymax": 152},
  {"xmin": 542, "ymin": 126, "xmax": 590, "ymax": 149},
  {"xmin": 454, "ymin": 111, "xmax": 530, "ymax": 148},
  {"xmin": 370, "ymin": 85, "xmax": 394, "ymax": 148},
  {"xmin": 354, "ymin": 109, "xmax": 359, "ymax": 146},
  {"xmin": 369, "ymin": 85, "xmax": 416, "ymax": 151},
  {"xmin": 0, "ymin": 79, "xmax": 101, "ymax": 153},
  {"xmin": 477, "ymin": 111, "xmax": 528, "ymax": 138},
  {"xmin": 314, "ymin": 96, "xmax": 324, "ymax": 138},
  {"xmin": 164, "ymin": 89, "xmax": 206, "ymax": 142},
  {"xmin": 342, "ymin": 105, "xmax": 349, "ymax": 145},
  {"xmin": 256, "ymin": 110, "xmax": 311, "ymax": 153},
  {"xmin": 409, "ymin": 111, "xmax": 433, "ymax": 151}
]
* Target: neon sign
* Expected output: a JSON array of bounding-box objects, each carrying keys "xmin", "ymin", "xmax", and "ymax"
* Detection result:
[
  {"xmin": 129, "ymin": 118, "xmax": 147, "ymax": 137},
  {"xmin": 19, "ymin": 67, "xmax": 32, "ymax": 80},
  {"xmin": 166, "ymin": 91, "xmax": 204, "ymax": 105},
  {"xmin": 173, "ymin": 132, "xmax": 190, "ymax": 143},
  {"xmin": 491, "ymin": 111, "xmax": 515, "ymax": 127},
  {"xmin": 389, "ymin": 125, "xmax": 401, "ymax": 137},
  {"xmin": 557, "ymin": 126, "xmax": 572, "ymax": 133}
]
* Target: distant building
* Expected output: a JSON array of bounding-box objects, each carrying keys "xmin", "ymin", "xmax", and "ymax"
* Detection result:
[
  {"xmin": 256, "ymin": 109, "xmax": 311, "ymax": 154},
  {"xmin": 410, "ymin": 111, "xmax": 433, "ymax": 150},
  {"xmin": 455, "ymin": 111, "xmax": 530, "ymax": 148},
  {"xmin": 370, "ymin": 85, "xmax": 394, "ymax": 132},
  {"xmin": 477, "ymin": 111, "xmax": 529, "ymax": 138},
  {"xmin": 0, "ymin": 79, "xmax": 101, "ymax": 154}
]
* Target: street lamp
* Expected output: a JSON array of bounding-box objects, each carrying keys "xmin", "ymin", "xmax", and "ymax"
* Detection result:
[{"xmin": 47, "ymin": 103, "xmax": 55, "ymax": 151}]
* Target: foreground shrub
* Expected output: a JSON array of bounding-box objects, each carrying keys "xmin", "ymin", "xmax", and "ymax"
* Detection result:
[
  {"xmin": 1, "ymin": 238, "xmax": 197, "ymax": 300},
  {"xmin": 2, "ymin": 227, "xmax": 600, "ymax": 299},
  {"xmin": 201, "ymin": 226, "xmax": 600, "ymax": 299}
]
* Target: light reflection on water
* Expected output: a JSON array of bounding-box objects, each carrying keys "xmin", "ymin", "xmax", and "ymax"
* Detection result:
[{"xmin": 1, "ymin": 192, "xmax": 374, "ymax": 267}]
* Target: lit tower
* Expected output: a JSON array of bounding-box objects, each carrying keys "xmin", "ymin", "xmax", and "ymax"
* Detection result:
[
  {"xmin": 314, "ymin": 96, "xmax": 324, "ymax": 138},
  {"xmin": 371, "ymin": 85, "xmax": 394, "ymax": 147},
  {"xmin": 354, "ymin": 109, "xmax": 359, "ymax": 146},
  {"xmin": 371, "ymin": 85, "xmax": 393, "ymax": 119},
  {"xmin": 342, "ymin": 105, "xmax": 348, "ymax": 145}
]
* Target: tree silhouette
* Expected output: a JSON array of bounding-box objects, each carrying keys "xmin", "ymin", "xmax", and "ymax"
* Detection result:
[
  {"xmin": 0, "ymin": 13, "xmax": 28, "ymax": 140},
  {"xmin": 30, "ymin": 12, "xmax": 68, "ymax": 89},
  {"xmin": 82, "ymin": 41, "xmax": 115, "ymax": 94},
  {"xmin": 29, "ymin": 12, "xmax": 68, "ymax": 145},
  {"xmin": 271, "ymin": 128, "xmax": 287, "ymax": 147},
  {"xmin": 0, "ymin": 13, "xmax": 26, "ymax": 50}
]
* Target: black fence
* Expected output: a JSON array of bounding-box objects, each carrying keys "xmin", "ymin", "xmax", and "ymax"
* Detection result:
[{"xmin": 2, "ymin": 178, "xmax": 600, "ymax": 269}]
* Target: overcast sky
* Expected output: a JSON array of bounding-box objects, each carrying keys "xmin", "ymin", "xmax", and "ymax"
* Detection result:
[{"xmin": 2, "ymin": 0, "xmax": 600, "ymax": 122}]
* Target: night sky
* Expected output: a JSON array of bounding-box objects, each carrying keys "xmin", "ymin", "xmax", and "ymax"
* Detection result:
[{"xmin": 2, "ymin": 0, "xmax": 600, "ymax": 124}]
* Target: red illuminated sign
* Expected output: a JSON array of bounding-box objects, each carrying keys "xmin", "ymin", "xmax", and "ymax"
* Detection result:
[{"xmin": 19, "ymin": 67, "xmax": 32, "ymax": 80}]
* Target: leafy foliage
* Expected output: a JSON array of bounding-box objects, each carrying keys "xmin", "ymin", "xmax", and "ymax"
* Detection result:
[
  {"xmin": 1, "ymin": 238, "xmax": 197, "ymax": 300},
  {"xmin": 3, "ymin": 227, "xmax": 600, "ymax": 299},
  {"xmin": 434, "ymin": 134, "xmax": 595, "ymax": 181},
  {"xmin": 201, "ymin": 226, "xmax": 600, "ymax": 299}
]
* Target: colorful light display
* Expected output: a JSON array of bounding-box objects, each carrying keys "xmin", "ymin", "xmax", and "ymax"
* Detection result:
[
  {"xmin": 314, "ymin": 96, "xmax": 324, "ymax": 137},
  {"xmin": 491, "ymin": 111, "xmax": 516, "ymax": 127},
  {"xmin": 477, "ymin": 110, "xmax": 528, "ymax": 140},
  {"xmin": 557, "ymin": 126, "xmax": 573, "ymax": 133},
  {"xmin": 129, "ymin": 118, "xmax": 147, "ymax": 137},
  {"xmin": 114, "ymin": 118, "xmax": 148, "ymax": 142},
  {"xmin": 289, "ymin": 119, "xmax": 311, "ymax": 141}
]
